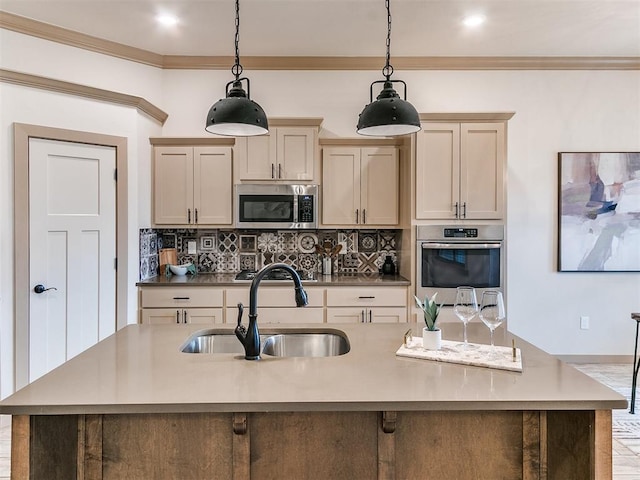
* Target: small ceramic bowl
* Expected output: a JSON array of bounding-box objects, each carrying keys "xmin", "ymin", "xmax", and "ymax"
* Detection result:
[{"xmin": 169, "ymin": 263, "xmax": 192, "ymax": 276}]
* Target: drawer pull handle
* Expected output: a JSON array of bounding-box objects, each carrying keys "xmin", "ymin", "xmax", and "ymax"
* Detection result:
[
  {"xmin": 358, "ymin": 296, "xmax": 375, "ymax": 299},
  {"xmin": 176, "ymin": 310, "xmax": 180, "ymax": 324},
  {"xmin": 173, "ymin": 296, "xmax": 190, "ymax": 300}
]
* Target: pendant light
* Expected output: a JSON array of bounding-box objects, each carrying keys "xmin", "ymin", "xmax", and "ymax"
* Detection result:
[
  {"xmin": 357, "ymin": 0, "xmax": 421, "ymax": 137},
  {"xmin": 206, "ymin": 0, "xmax": 268, "ymax": 136}
]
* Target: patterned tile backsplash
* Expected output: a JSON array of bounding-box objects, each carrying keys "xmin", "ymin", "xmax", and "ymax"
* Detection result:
[{"xmin": 139, "ymin": 228, "xmax": 401, "ymax": 280}]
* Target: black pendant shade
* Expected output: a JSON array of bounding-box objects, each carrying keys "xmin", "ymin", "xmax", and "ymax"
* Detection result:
[
  {"xmin": 357, "ymin": 79, "xmax": 421, "ymax": 136},
  {"xmin": 357, "ymin": 0, "xmax": 421, "ymax": 137},
  {"xmin": 205, "ymin": 0, "xmax": 268, "ymax": 137},
  {"xmin": 206, "ymin": 78, "xmax": 268, "ymax": 137}
]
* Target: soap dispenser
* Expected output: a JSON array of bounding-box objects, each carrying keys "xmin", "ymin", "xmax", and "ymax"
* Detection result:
[{"xmin": 382, "ymin": 256, "xmax": 396, "ymax": 275}]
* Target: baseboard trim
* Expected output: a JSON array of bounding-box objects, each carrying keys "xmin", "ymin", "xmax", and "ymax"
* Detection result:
[{"xmin": 558, "ymin": 355, "xmax": 635, "ymax": 364}]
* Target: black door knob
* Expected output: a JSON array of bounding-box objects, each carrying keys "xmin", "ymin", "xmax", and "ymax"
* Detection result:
[{"xmin": 34, "ymin": 284, "xmax": 57, "ymax": 294}]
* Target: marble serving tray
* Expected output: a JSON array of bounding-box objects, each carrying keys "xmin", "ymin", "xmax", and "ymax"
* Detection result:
[{"xmin": 396, "ymin": 337, "xmax": 523, "ymax": 372}]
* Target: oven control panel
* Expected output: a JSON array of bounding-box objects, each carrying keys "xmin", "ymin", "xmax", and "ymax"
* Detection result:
[{"xmin": 443, "ymin": 228, "xmax": 478, "ymax": 238}]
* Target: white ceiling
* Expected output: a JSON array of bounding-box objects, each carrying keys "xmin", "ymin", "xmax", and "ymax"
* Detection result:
[{"xmin": 1, "ymin": 0, "xmax": 639, "ymax": 58}]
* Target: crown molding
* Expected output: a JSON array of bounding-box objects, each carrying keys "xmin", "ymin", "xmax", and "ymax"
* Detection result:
[
  {"xmin": 0, "ymin": 68, "xmax": 168, "ymax": 124},
  {"xmin": 2, "ymin": 11, "xmax": 639, "ymax": 71}
]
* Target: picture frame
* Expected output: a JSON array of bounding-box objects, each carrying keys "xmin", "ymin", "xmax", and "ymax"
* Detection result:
[{"xmin": 558, "ymin": 152, "xmax": 640, "ymax": 271}]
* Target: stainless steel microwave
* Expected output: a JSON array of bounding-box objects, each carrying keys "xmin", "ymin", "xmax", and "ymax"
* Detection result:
[{"xmin": 235, "ymin": 184, "xmax": 318, "ymax": 229}]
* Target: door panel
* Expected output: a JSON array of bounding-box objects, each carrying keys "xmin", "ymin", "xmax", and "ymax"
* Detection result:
[{"xmin": 29, "ymin": 138, "xmax": 116, "ymax": 382}]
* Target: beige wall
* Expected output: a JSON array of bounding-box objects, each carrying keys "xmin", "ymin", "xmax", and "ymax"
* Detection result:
[{"xmin": 2, "ymin": 27, "xmax": 640, "ymax": 398}]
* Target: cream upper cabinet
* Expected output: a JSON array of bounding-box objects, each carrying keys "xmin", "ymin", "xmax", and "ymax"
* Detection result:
[
  {"xmin": 153, "ymin": 145, "xmax": 233, "ymax": 226},
  {"xmin": 235, "ymin": 126, "xmax": 317, "ymax": 181},
  {"xmin": 416, "ymin": 122, "xmax": 505, "ymax": 220},
  {"xmin": 322, "ymin": 146, "xmax": 399, "ymax": 227}
]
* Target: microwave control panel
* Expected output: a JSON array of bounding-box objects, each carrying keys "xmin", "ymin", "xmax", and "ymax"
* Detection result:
[
  {"xmin": 443, "ymin": 228, "xmax": 478, "ymax": 238},
  {"xmin": 298, "ymin": 195, "xmax": 315, "ymax": 223}
]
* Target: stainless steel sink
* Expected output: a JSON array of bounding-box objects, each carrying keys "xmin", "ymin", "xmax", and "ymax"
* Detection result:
[
  {"xmin": 181, "ymin": 329, "xmax": 350, "ymax": 357},
  {"xmin": 262, "ymin": 333, "xmax": 350, "ymax": 357}
]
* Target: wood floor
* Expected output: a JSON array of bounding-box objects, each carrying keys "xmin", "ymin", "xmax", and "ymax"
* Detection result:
[{"xmin": 0, "ymin": 363, "xmax": 638, "ymax": 479}]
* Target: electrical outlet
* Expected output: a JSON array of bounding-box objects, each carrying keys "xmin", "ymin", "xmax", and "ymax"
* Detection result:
[
  {"xmin": 580, "ymin": 316, "xmax": 590, "ymax": 330},
  {"xmin": 187, "ymin": 240, "xmax": 197, "ymax": 255}
]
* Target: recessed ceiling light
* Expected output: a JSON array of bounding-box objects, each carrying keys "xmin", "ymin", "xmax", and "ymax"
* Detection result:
[
  {"xmin": 463, "ymin": 15, "xmax": 486, "ymax": 28},
  {"xmin": 156, "ymin": 14, "xmax": 179, "ymax": 27}
]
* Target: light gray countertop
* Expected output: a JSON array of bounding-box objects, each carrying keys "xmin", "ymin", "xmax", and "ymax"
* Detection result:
[
  {"xmin": 0, "ymin": 322, "xmax": 626, "ymax": 415},
  {"xmin": 136, "ymin": 272, "xmax": 411, "ymax": 287}
]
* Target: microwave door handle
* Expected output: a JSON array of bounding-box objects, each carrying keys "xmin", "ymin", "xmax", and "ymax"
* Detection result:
[
  {"xmin": 293, "ymin": 195, "xmax": 299, "ymax": 224},
  {"xmin": 421, "ymin": 242, "xmax": 502, "ymax": 249}
]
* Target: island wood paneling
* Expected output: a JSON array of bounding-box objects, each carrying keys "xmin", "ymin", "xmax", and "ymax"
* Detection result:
[{"xmin": 10, "ymin": 409, "xmax": 611, "ymax": 480}]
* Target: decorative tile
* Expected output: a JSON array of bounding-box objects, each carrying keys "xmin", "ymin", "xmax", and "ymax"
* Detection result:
[
  {"xmin": 178, "ymin": 254, "xmax": 196, "ymax": 266},
  {"xmin": 199, "ymin": 235, "xmax": 216, "ymax": 252},
  {"xmin": 377, "ymin": 251, "xmax": 397, "ymax": 270},
  {"xmin": 139, "ymin": 257, "xmax": 149, "ymax": 280},
  {"xmin": 338, "ymin": 231, "xmax": 358, "ymax": 253},
  {"xmin": 298, "ymin": 253, "xmax": 318, "ymax": 273},
  {"xmin": 218, "ymin": 232, "xmax": 238, "ymax": 253},
  {"xmin": 149, "ymin": 233, "xmax": 158, "ymax": 255},
  {"xmin": 341, "ymin": 252, "xmax": 361, "ymax": 269},
  {"xmin": 275, "ymin": 253, "xmax": 298, "ymax": 268},
  {"xmin": 260, "ymin": 252, "xmax": 275, "ymax": 267},
  {"xmin": 239, "ymin": 253, "xmax": 257, "ymax": 271},
  {"xmin": 297, "ymin": 232, "xmax": 318, "ymax": 253},
  {"xmin": 222, "ymin": 252, "xmax": 240, "ymax": 272},
  {"xmin": 379, "ymin": 231, "xmax": 397, "ymax": 251},
  {"xmin": 139, "ymin": 232, "xmax": 150, "ymax": 256},
  {"xmin": 198, "ymin": 253, "xmax": 216, "ymax": 272},
  {"xmin": 317, "ymin": 231, "xmax": 338, "ymax": 249},
  {"xmin": 148, "ymin": 254, "xmax": 159, "ymax": 276},
  {"xmin": 239, "ymin": 234, "xmax": 257, "ymax": 252},
  {"xmin": 257, "ymin": 232, "xmax": 278, "ymax": 253},
  {"xmin": 358, "ymin": 231, "xmax": 378, "ymax": 253},
  {"xmin": 358, "ymin": 252, "xmax": 379, "ymax": 273},
  {"xmin": 162, "ymin": 232, "xmax": 177, "ymax": 249},
  {"xmin": 278, "ymin": 231, "xmax": 299, "ymax": 253}
]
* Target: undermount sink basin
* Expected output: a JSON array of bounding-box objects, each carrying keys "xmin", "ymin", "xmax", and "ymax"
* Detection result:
[
  {"xmin": 180, "ymin": 329, "xmax": 350, "ymax": 357},
  {"xmin": 261, "ymin": 333, "xmax": 350, "ymax": 357}
]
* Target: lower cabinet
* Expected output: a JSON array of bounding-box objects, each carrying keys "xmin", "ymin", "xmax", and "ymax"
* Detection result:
[
  {"xmin": 326, "ymin": 287, "xmax": 407, "ymax": 323},
  {"xmin": 139, "ymin": 286, "xmax": 224, "ymax": 325},
  {"xmin": 139, "ymin": 285, "xmax": 408, "ymax": 324}
]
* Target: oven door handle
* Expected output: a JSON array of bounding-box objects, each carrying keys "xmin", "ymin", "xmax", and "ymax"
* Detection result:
[{"xmin": 421, "ymin": 242, "xmax": 502, "ymax": 249}]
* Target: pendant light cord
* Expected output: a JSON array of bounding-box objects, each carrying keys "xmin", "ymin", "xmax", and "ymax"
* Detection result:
[
  {"xmin": 232, "ymin": 0, "xmax": 243, "ymax": 80},
  {"xmin": 383, "ymin": 0, "xmax": 394, "ymax": 80}
]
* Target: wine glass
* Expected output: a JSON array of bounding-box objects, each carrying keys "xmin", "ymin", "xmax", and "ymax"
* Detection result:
[
  {"xmin": 479, "ymin": 290, "xmax": 506, "ymax": 347},
  {"xmin": 453, "ymin": 286, "xmax": 478, "ymax": 348}
]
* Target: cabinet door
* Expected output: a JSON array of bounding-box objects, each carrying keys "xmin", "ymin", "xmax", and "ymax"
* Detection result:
[
  {"xmin": 184, "ymin": 308, "xmax": 224, "ymax": 324},
  {"xmin": 141, "ymin": 308, "xmax": 183, "ymax": 325},
  {"xmin": 322, "ymin": 147, "xmax": 360, "ymax": 225},
  {"xmin": 460, "ymin": 123, "xmax": 505, "ymax": 219},
  {"xmin": 415, "ymin": 124, "xmax": 460, "ymax": 219},
  {"xmin": 326, "ymin": 307, "xmax": 367, "ymax": 323},
  {"xmin": 193, "ymin": 147, "xmax": 233, "ymax": 225},
  {"xmin": 277, "ymin": 127, "xmax": 315, "ymax": 180},
  {"xmin": 154, "ymin": 147, "xmax": 194, "ymax": 224},
  {"xmin": 360, "ymin": 147, "xmax": 399, "ymax": 225},
  {"xmin": 237, "ymin": 133, "xmax": 276, "ymax": 180},
  {"xmin": 369, "ymin": 307, "xmax": 406, "ymax": 323}
]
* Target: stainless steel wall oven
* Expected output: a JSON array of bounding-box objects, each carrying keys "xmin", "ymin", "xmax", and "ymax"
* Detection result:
[{"xmin": 416, "ymin": 225, "xmax": 505, "ymax": 305}]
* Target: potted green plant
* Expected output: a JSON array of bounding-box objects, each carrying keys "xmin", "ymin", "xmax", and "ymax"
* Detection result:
[{"xmin": 414, "ymin": 293, "xmax": 443, "ymax": 350}]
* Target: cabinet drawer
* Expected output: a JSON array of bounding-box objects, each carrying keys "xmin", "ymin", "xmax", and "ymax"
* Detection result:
[
  {"xmin": 226, "ymin": 286, "xmax": 324, "ymax": 308},
  {"xmin": 326, "ymin": 287, "xmax": 406, "ymax": 307},
  {"xmin": 140, "ymin": 287, "xmax": 223, "ymax": 308},
  {"xmin": 326, "ymin": 307, "xmax": 406, "ymax": 323}
]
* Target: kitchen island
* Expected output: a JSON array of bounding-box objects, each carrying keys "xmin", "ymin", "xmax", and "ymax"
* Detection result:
[{"xmin": 0, "ymin": 322, "xmax": 626, "ymax": 479}]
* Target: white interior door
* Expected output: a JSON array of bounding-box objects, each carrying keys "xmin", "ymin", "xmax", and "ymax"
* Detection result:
[{"xmin": 28, "ymin": 138, "xmax": 116, "ymax": 382}]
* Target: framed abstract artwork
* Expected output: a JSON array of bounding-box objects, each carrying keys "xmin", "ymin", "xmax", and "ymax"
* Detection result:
[{"xmin": 558, "ymin": 152, "xmax": 640, "ymax": 271}]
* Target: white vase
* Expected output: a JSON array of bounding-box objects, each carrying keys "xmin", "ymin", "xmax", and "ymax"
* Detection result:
[{"xmin": 422, "ymin": 327, "xmax": 442, "ymax": 350}]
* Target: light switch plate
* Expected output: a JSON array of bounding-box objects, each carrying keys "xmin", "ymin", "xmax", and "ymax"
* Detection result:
[{"xmin": 187, "ymin": 240, "xmax": 197, "ymax": 255}]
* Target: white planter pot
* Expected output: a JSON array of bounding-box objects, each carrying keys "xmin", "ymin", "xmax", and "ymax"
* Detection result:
[{"xmin": 422, "ymin": 327, "xmax": 442, "ymax": 350}]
